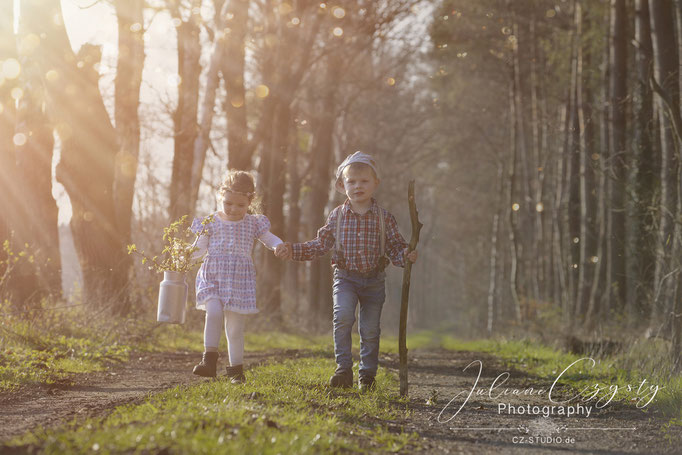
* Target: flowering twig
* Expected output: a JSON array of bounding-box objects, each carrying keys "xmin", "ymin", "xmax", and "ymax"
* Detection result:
[{"xmin": 127, "ymin": 215, "xmax": 214, "ymax": 273}]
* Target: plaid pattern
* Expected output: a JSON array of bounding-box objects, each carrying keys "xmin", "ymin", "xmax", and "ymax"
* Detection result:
[
  {"xmin": 191, "ymin": 213, "xmax": 271, "ymax": 314},
  {"xmin": 291, "ymin": 199, "xmax": 408, "ymax": 273}
]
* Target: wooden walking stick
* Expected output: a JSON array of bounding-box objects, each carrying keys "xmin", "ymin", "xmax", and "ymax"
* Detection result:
[{"xmin": 399, "ymin": 180, "xmax": 423, "ymax": 397}]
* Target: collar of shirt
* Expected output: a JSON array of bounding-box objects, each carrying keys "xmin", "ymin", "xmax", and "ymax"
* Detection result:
[{"xmin": 341, "ymin": 198, "xmax": 380, "ymax": 218}]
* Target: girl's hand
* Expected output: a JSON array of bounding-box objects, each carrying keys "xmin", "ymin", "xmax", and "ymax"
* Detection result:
[
  {"xmin": 275, "ymin": 242, "xmax": 292, "ymax": 260},
  {"xmin": 404, "ymin": 248, "xmax": 418, "ymax": 264}
]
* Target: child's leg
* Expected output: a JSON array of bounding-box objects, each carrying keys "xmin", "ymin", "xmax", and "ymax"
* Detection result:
[
  {"xmin": 194, "ymin": 298, "xmax": 223, "ymax": 377},
  {"xmin": 224, "ymin": 310, "xmax": 246, "ymax": 366},
  {"xmin": 204, "ymin": 298, "xmax": 224, "ymax": 352},
  {"xmin": 357, "ymin": 275, "xmax": 386, "ymax": 378},
  {"xmin": 332, "ymin": 271, "xmax": 360, "ymax": 373}
]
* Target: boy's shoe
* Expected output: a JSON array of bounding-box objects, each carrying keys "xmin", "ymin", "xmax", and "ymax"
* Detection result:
[
  {"xmin": 193, "ymin": 352, "xmax": 219, "ymax": 377},
  {"xmin": 225, "ymin": 364, "xmax": 246, "ymax": 384},
  {"xmin": 329, "ymin": 369, "xmax": 353, "ymax": 388},
  {"xmin": 358, "ymin": 375, "xmax": 376, "ymax": 392}
]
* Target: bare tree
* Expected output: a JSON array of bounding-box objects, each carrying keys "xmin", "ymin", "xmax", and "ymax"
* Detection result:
[
  {"xmin": 649, "ymin": 0, "xmax": 679, "ymax": 332},
  {"xmin": 112, "ymin": 0, "xmax": 145, "ymax": 313},
  {"xmin": 0, "ymin": 0, "xmax": 20, "ymax": 295},
  {"xmin": 257, "ymin": 1, "xmax": 321, "ymax": 321},
  {"xmin": 169, "ymin": 0, "xmax": 202, "ymax": 221},
  {"xmin": 22, "ymin": 0, "xmax": 128, "ymax": 307},
  {"xmin": 631, "ymin": 0, "xmax": 656, "ymax": 320},
  {"xmin": 223, "ymin": 0, "xmax": 250, "ymax": 170},
  {"xmin": 609, "ymin": 0, "xmax": 628, "ymax": 312}
]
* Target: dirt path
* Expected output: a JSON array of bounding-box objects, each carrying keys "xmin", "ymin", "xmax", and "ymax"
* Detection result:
[
  {"xmin": 0, "ymin": 350, "xmax": 277, "ymax": 442},
  {"xmin": 1, "ymin": 348, "xmax": 680, "ymax": 454},
  {"xmin": 385, "ymin": 349, "xmax": 682, "ymax": 454}
]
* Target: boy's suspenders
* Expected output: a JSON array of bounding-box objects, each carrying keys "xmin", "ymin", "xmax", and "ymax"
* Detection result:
[
  {"xmin": 334, "ymin": 207, "xmax": 385, "ymax": 260},
  {"xmin": 379, "ymin": 211, "xmax": 385, "ymax": 258}
]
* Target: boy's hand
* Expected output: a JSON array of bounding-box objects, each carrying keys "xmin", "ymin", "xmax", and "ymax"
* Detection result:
[
  {"xmin": 275, "ymin": 242, "xmax": 292, "ymax": 260},
  {"xmin": 404, "ymin": 248, "xmax": 418, "ymax": 264}
]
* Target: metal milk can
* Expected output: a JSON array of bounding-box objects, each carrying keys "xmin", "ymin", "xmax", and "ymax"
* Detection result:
[{"xmin": 157, "ymin": 270, "xmax": 188, "ymax": 324}]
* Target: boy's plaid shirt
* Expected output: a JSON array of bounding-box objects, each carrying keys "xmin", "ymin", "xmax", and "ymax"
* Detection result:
[{"xmin": 291, "ymin": 199, "xmax": 408, "ymax": 273}]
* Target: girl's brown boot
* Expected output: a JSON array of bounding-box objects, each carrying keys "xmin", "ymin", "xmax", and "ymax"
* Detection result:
[
  {"xmin": 192, "ymin": 352, "xmax": 219, "ymax": 377},
  {"xmin": 225, "ymin": 364, "xmax": 246, "ymax": 384}
]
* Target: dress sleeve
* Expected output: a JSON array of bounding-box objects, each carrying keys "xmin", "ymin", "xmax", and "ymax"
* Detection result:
[
  {"xmin": 254, "ymin": 214, "xmax": 272, "ymax": 237},
  {"xmin": 191, "ymin": 216, "xmax": 212, "ymax": 236},
  {"xmin": 190, "ymin": 234, "xmax": 209, "ymax": 261},
  {"xmin": 190, "ymin": 217, "xmax": 203, "ymax": 234},
  {"xmin": 258, "ymin": 231, "xmax": 283, "ymax": 250},
  {"xmin": 189, "ymin": 216, "xmax": 211, "ymax": 261}
]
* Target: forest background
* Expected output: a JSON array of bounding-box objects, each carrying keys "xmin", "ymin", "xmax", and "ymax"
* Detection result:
[{"xmin": 1, "ymin": 0, "xmax": 681, "ymax": 368}]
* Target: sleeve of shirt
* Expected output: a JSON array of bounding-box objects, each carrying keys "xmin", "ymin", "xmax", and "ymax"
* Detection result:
[
  {"xmin": 258, "ymin": 231, "xmax": 283, "ymax": 251},
  {"xmin": 190, "ymin": 233, "xmax": 209, "ymax": 261},
  {"xmin": 385, "ymin": 212, "xmax": 408, "ymax": 267},
  {"xmin": 189, "ymin": 216, "xmax": 211, "ymax": 261},
  {"xmin": 254, "ymin": 214, "xmax": 272, "ymax": 237},
  {"xmin": 190, "ymin": 216, "xmax": 205, "ymax": 235},
  {"xmin": 191, "ymin": 215, "xmax": 215, "ymax": 236},
  {"xmin": 291, "ymin": 208, "xmax": 337, "ymax": 261}
]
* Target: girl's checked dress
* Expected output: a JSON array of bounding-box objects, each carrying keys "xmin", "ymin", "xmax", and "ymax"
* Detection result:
[{"xmin": 191, "ymin": 213, "xmax": 279, "ymax": 314}]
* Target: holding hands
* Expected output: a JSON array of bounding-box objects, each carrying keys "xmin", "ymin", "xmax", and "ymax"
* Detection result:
[
  {"xmin": 276, "ymin": 242, "xmax": 417, "ymax": 264},
  {"xmin": 275, "ymin": 242, "xmax": 292, "ymax": 260},
  {"xmin": 404, "ymin": 248, "xmax": 418, "ymax": 264}
]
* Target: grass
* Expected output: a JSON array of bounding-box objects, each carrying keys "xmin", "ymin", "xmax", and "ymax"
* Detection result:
[
  {"xmin": 0, "ymin": 295, "xmax": 430, "ymax": 393},
  {"xmin": 5, "ymin": 299, "xmax": 679, "ymax": 419},
  {"xmin": 434, "ymin": 332, "xmax": 682, "ymax": 435},
  {"xmin": 12, "ymin": 357, "xmax": 417, "ymax": 454},
  {"xmin": 4, "ymin": 296, "xmax": 680, "ymax": 450},
  {"xmin": 0, "ymin": 303, "xmax": 132, "ymax": 392}
]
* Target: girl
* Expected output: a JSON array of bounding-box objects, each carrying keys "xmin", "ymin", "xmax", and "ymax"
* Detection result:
[{"xmin": 190, "ymin": 170, "xmax": 283, "ymax": 383}]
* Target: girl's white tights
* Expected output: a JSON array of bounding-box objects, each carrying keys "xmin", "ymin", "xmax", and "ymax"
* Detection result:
[{"xmin": 203, "ymin": 298, "xmax": 245, "ymax": 366}]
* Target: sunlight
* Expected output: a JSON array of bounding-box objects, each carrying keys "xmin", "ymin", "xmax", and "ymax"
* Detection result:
[
  {"xmin": 2, "ymin": 1, "xmax": 681, "ymax": 453},
  {"xmin": 60, "ymin": 0, "xmax": 116, "ymax": 51},
  {"xmin": 13, "ymin": 0, "xmax": 18, "ymax": 32}
]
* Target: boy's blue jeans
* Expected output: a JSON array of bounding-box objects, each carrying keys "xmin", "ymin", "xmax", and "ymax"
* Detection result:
[{"xmin": 332, "ymin": 268, "xmax": 385, "ymax": 378}]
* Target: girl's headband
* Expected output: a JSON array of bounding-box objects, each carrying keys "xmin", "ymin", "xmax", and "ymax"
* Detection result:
[{"xmin": 222, "ymin": 188, "xmax": 255, "ymax": 198}]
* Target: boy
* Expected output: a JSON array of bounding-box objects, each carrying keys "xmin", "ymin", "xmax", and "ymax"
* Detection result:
[{"xmin": 276, "ymin": 151, "xmax": 418, "ymax": 391}]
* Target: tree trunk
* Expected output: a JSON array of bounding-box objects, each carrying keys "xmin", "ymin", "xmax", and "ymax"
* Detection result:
[
  {"xmin": 507, "ymin": 77, "xmax": 522, "ymax": 323},
  {"xmin": 15, "ymin": 39, "xmax": 61, "ymax": 299},
  {"xmin": 574, "ymin": 2, "xmax": 597, "ymax": 325},
  {"xmin": 553, "ymin": 102, "xmax": 570, "ymax": 326},
  {"xmin": 487, "ymin": 160, "xmax": 504, "ymax": 333},
  {"xmin": 258, "ymin": 3, "xmax": 321, "ymax": 322},
  {"xmin": 586, "ymin": 2, "xmax": 611, "ymax": 326},
  {"xmin": 284, "ymin": 122, "xmax": 305, "ymax": 310},
  {"xmin": 261, "ymin": 101, "xmax": 290, "ymax": 319},
  {"xmin": 565, "ymin": 4, "xmax": 580, "ymax": 324},
  {"xmin": 189, "ymin": 0, "xmax": 231, "ymax": 215},
  {"xmin": 307, "ymin": 54, "xmax": 340, "ymax": 321},
  {"xmin": 529, "ymin": 15, "xmax": 542, "ymax": 305},
  {"xmin": 649, "ymin": 0, "xmax": 680, "ymax": 331},
  {"xmin": 574, "ymin": 1, "xmax": 588, "ymax": 319},
  {"xmin": 677, "ymin": 0, "xmax": 682, "ymax": 109},
  {"xmin": 169, "ymin": 2, "xmax": 201, "ymax": 221},
  {"xmin": 632, "ymin": 0, "xmax": 657, "ymax": 320},
  {"xmin": 112, "ymin": 0, "xmax": 144, "ymax": 314},
  {"xmin": 25, "ymin": 0, "xmax": 127, "ymax": 308},
  {"xmin": 540, "ymin": 63, "xmax": 553, "ymax": 303},
  {"xmin": 609, "ymin": 0, "xmax": 628, "ymax": 311},
  {"xmin": 511, "ymin": 7, "xmax": 535, "ymax": 311},
  {"xmin": 0, "ymin": 0, "xmax": 20, "ymax": 298},
  {"xmin": 223, "ymin": 0, "xmax": 250, "ymax": 171}
]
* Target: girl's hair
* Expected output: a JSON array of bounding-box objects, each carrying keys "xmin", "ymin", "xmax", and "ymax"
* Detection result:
[{"xmin": 216, "ymin": 170, "xmax": 263, "ymax": 214}]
